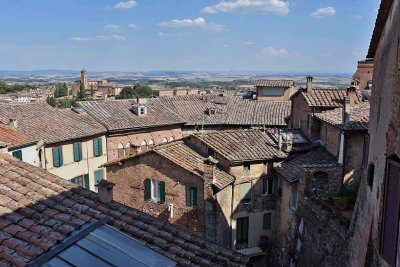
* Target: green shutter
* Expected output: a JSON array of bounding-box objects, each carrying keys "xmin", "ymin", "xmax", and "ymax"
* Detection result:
[
  {"xmin": 70, "ymin": 178, "xmax": 77, "ymax": 184},
  {"xmin": 145, "ymin": 178, "xmax": 151, "ymax": 200},
  {"xmin": 192, "ymin": 187, "xmax": 197, "ymax": 206},
  {"xmin": 93, "ymin": 138, "xmax": 103, "ymax": 157},
  {"xmin": 291, "ymin": 187, "xmax": 298, "ymax": 209},
  {"xmin": 12, "ymin": 150, "xmax": 22, "ymax": 160},
  {"xmin": 73, "ymin": 142, "xmax": 82, "ymax": 162},
  {"xmin": 240, "ymin": 182, "xmax": 252, "ymax": 202},
  {"xmin": 159, "ymin": 181, "xmax": 166, "ymax": 203},
  {"xmin": 263, "ymin": 213, "xmax": 272, "ymax": 230},
  {"xmin": 186, "ymin": 186, "xmax": 190, "ymax": 206},
  {"xmin": 84, "ymin": 174, "xmax": 90, "ymax": 189},
  {"xmin": 237, "ymin": 217, "xmax": 249, "ymax": 244},
  {"xmin": 186, "ymin": 187, "xmax": 197, "ymax": 207},
  {"xmin": 52, "ymin": 147, "xmax": 63, "ymax": 167}
]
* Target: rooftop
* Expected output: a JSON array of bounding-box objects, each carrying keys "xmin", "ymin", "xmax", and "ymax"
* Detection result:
[
  {"xmin": 300, "ymin": 89, "xmax": 348, "ymax": 108},
  {"xmin": 76, "ymin": 99, "xmax": 185, "ymax": 132},
  {"xmin": 158, "ymin": 94, "xmax": 291, "ymax": 127},
  {"xmin": 194, "ymin": 129, "xmax": 287, "ymax": 163},
  {"xmin": 255, "ymin": 80, "xmax": 294, "ymax": 88},
  {"xmin": 0, "ymin": 103, "xmax": 106, "ymax": 145},
  {"xmin": 0, "ymin": 153, "xmax": 248, "ymax": 266},
  {"xmin": 314, "ymin": 103, "xmax": 370, "ymax": 131},
  {"xmin": 274, "ymin": 148, "xmax": 338, "ymax": 183},
  {"xmin": 0, "ymin": 124, "xmax": 33, "ymax": 149}
]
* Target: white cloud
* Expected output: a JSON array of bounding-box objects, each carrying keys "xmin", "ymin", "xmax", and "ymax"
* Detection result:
[
  {"xmin": 114, "ymin": 1, "xmax": 137, "ymax": 10},
  {"xmin": 351, "ymin": 14, "xmax": 362, "ymax": 19},
  {"xmin": 311, "ymin": 7, "xmax": 336, "ymax": 18},
  {"xmin": 105, "ymin": 24, "xmax": 121, "ymax": 32},
  {"xmin": 262, "ymin": 46, "xmax": 289, "ymax": 56},
  {"xmin": 70, "ymin": 35, "xmax": 126, "ymax": 41},
  {"xmin": 243, "ymin": 41, "xmax": 256, "ymax": 45},
  {"xmin": 158, "ymin": 17, "xmax": 225, "ymax": 32},
  {"xmin": 128, "ymin": 24, "xmax": 137, "ymax": 29},
  {"xmin": 201, "ymin": 0, "xmax": 289, "ymax": 15}
]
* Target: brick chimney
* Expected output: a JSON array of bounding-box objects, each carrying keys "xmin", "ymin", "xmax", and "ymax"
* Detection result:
[
  {"xmin": 346, "ymin": 86, "xmax": 358, "ymax": 106},
  {"xmin": 203, "ymin": 156, "xmax": 218, "ymax": 242},
  {"xmin": 97, "ymin": 179, "xmax": 115, "ymax": 204},
  {"xmin": 343, "ymin": 97, "xmax": 351, "ymax": 125},
  {"xmin": 306, "ymin": 75, "xmax": 313, "ymax": 93}
]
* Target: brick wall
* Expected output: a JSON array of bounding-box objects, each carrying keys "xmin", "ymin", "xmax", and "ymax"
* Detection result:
[
  {"xmin": 291, "ymin": 93, "xmax": 311, "ymax": 133},
  {"xmin": 106, "ymin": 152, "xmax": 207, "ymax": 237},
  {"xmin": 320, "ymin": 122, "xmax": 341, "ymax": 158},
  {"xmin": 107, "ymin": 125, "xmax": 183, "ymax": 161}
]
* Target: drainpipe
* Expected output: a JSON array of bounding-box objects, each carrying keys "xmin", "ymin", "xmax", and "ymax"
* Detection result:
[{"xmin": 229, "ymin": 183, "xmax": 235, "ymax": 249}]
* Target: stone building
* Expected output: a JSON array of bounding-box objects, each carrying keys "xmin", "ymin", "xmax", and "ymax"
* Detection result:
[
  {"xmin": 73, "ymin": 68, "xmax": 123, "ymax": 97},
  {"xmin": 0, "ymin": 102, "xmax": 108, "ymax": 192},
  {"xmin": 76, "ymin": 99, "xmax": 186, "ymax": 161},
  {"xmin": 0, "ymin": 152, "xmax": 249, "ymax": 266},
  {"xmin": 104, "ymin": 141, "xmax": 235, "ymax": 241},
  {"xmin": 352, "ymin": 59, "xmax": 374, "ymax": 91},
  {"xmin": 348, "ymin": 0, "xmax": 400, "ymax": 266},
  {"xmin": 152, "ymin": 87, "xmax": 201, "ymax": 97},
  {"xmin": 255, "ymin": 80, "xmax": 296, "ymax": 101}
]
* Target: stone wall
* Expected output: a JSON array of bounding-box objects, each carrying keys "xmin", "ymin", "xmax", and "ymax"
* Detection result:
[
  {"xmin": 291, "ymin": 93, "xmax": 311, "ymax": 134},
  {"xmin": 343, "ymin": 131, "xmax": 366, "ymax": 185},
  {"xmin": 319, "ymin": 122, "xmax": 341, "ymax": 158}
]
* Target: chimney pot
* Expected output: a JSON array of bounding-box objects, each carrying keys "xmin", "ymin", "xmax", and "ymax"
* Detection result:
[
  {"xmin": 96, "ymin": 179, "xmax": 115, "ymax": 204},
  {"xmin": 9, "ymin": 119, "xmax": 17, "ymax": 128},
  {"xmin": 306, "ymin": 75, "xmax": 313, "ymax": 93}
]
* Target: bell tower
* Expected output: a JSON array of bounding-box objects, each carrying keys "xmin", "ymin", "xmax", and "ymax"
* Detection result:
[{"xmin": 81, "ymin": 68, "xmax": 88, "ymax": 89}]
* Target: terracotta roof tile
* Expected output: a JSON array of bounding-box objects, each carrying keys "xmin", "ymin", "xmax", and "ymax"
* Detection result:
[
  {"xmin": 0, "ymin": 154, "xmax": 248, "ymax": 266},
  {"xmin": 301, "ymin": 89, "xmax": 347, "ymax": 107},
  {"xmin": 0, "ymin": 103, "xmax": 106, "ymax": 145},
  {"xmin": 0, "ymin": 125, "xmax": 32, "ymax": 149},
  {"xmin": 255, "ymin": 80, "xmax": 294, "ymax": 88},
  {"xmin": 275, "ymin": 148, "xmax": 338, "ymax": 183},
  {"xmin": 194, "ymin": 129, "xmax": 287, "ymax": 162}
]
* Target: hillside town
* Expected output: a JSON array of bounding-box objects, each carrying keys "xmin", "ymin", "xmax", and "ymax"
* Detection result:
[{"xmin": 0, "ymin": 0, "xmax": 399, "ymax": 266}]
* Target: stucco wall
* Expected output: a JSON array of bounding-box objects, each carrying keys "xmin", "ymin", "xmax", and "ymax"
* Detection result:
[{"xmin": 8, "ymin": 145, "xmax": 37, "ymax": 166}]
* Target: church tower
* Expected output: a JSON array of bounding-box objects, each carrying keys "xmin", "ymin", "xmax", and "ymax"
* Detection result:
[{"xmin": 81, "ymin": 68, "xmax": 88, "ymax": 89}]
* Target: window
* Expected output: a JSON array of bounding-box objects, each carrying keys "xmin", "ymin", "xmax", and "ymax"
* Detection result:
[
  {"xmin": 243, "ymin": 162, "xmax": 251, "ymax": 172},
  {"xmin": 263, "ymin": 176, "xmax": 273, "ymax": 195},
  {"xmin": 223, "ymin": 229, "xmax": 231, "ymax": 248},
  {"xmin": 70, "ymin": 174, "xmax": 89, "ymax": 189},
  {"xmin": 162, "ymin": 137, "xmax": 168, "ymax": 144},
  {"xmin": 93, "ymin": 137, "xmax": 103, "ymax": 157},
  {"xmin": 12, "ymin": 150, "xmax": 22, "ymax": 161},
  {"xmin": 260, "ymin": 88, "xmax": 285, "ymax": 97},
  {"xmin": 207, "ymin": 148, "xmax": 215, "ymax": 157},
  {"xmin": 52, "ymin": 146, "xmax": 63, "ymax": 168},
  {"xmin": 140, "ymin": 107, "xmax": 146, "ymax": 115},
  {"xmin": 94, "ymin": 169, "xmax": 104, "ymax": 185},
  {"xmin": 380, "ymin": 158, "xmax": 400, "ymax": 266},
  {"xmin": 140, "ymin": 140, "xmax": 147, "ymax": 150},
  {"xmin": 144, "ymin": 178, "xmax": 165, "ymax": 203},
  {"xmin": 186, "ymin": 186, "xmax": 197, "ymax": 207},
  {"xmin": 290, "ymin": 185, "xmax": 298, "ymax": 210},
  {"xmin": 117, "ymin": 143, "xmax": 125, "ymax": 158},
  {"xmin": 240, "ymin": 182, "xmax": 252, "ymax": 203},
  {"xmin": 236, "ymin": 217, "xmax": 249, "ymax": 249},
  {"xmin": 148, "ymin": 139, "xmax": 155, "ymax": 147},
  {"xmin": 169, "ymin": 136, "xmax": 174, "ymax": 142},
  {"xmin": 263, "ymin": 213, "xmax": 272, "ymax": 230},
  {"xmin": 126, "ymin": 143, "xmax": 132, "ymax": 155},
  {"xmin": 73, "ymin": 142, "xmax": 82, "ymax": 162}
]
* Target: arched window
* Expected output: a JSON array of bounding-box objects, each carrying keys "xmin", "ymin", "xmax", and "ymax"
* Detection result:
[
  {"xmin": 169, "ymin": 136, "xmax": 175, "ymax": 142},
  {"xmin": 148, "ymin": 139, "xmax": 155, "ymax": 147},
  {"xmin": 162, "ymin": 137, "xmax": 168, "ymax": 144},
  {"xmin": 126, "ymin": 143, "xmax": 132, "ymax": 156},
  {"xmin": 140, "ymin": 140, "xmax": 147, "ymax": 150},
  {"xmin": 117, "ymin": 143, "xmax": 125, "ymax": 158}
]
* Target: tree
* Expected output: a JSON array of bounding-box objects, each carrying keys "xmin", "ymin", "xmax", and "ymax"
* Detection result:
[
  {"xmin": 90, "ymin": 85, "xmax": 94, "ymax": 97},
  {"xmin": 46, "ymin": 96, "xmax": 56, "ymax": 107},
  {"xmin": 78, "ymin": 82, "xmax": 86, "ymax": 99},
  {"xmin": 0, "ymin": 81, "xmax": 6, "ymax": 94},
  {"xmin": 115, "ymin": 84, "xmax": 152, "ymax": 99}
]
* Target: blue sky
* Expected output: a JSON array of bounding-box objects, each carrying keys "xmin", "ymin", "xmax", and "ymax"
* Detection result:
[{"xmin": 0, "ymin": 0, "xmax": 380, "ymax": 73}]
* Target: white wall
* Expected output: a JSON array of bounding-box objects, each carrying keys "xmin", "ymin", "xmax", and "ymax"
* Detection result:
[{"xmin": 8, "ymin": 145, "xmax": 37, "ymax": 166}]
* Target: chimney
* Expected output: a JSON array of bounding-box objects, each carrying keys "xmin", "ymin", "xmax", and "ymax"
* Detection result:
[
  {"xmin": 9, "ymin": 118, "xmax": 17, "ymax": 128},
  {"xmin": 136, "ymin": 96, "xmax": 139, "ymax": 104},
  {"xmin": 306, "ymin": 75, "xmax": 313, "ymax": 93},
  {"xmin": 203, "ymin": 156, "xmax": 218, "ymax": 242},
  {"xmin": 203, "ymin": 157, "xmax": 218, "ymax": 191},
  {"xmin": 346, "ymin": 86, "xmax": 358, "ymax": 106},
  {"xmin": 96, "ymin": 179, "xmax": 115, "ymax": 204},
  {"xmin": 343, "ymin": 97, "xmax": 351, "ymax": 125}
]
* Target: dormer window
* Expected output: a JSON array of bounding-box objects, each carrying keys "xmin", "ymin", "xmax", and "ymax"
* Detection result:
[
  {"xmin": 140, "ymin": 106, "xmax": 146, "ymax": 115},
  {"xmin": 206, "ymin": 107, "xmax": 216, "ymax": 115},
  {"xmin": 131, "ymin": 105, "xmax": 147, "ymax": 116}
]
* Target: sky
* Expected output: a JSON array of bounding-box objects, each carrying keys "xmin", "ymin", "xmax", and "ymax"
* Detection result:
[{"xmin": 0, "ymin": 0, "xmax": 380, "ymax": 73}]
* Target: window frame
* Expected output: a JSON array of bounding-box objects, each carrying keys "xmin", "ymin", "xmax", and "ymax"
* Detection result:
[
  {"xmin": 12, "ymin": 150, "xmax": 23, "ymax": 161},
  {"xmin": 240, "ymin": 182, "xmax": 252, "ymax": 204},
  {"xmin": 236, "ymin": 217, "xmax": 249, "ymax": 249},
  {"xmin": 243, "ymin": 162, "xmax": 251, "ymax": 172},
  {"xmin": 263, "ymin": 176, "xmax": 273, "ymax": 196},
  {"xmin": 186, "ymin": 186, "xmax": 198, "ymax": 207}
]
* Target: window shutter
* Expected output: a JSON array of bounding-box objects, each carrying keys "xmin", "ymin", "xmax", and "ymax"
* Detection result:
[
  {"xmin": 94, "ymin": 138, "xmax": 103, "ymax": 157},
  {"xmin": 381, "ymin": 159, "xmax": 400, "ymax": 266},
  {"xmin": 263, "ymin": 213, "xmax": 272, "ymax": 230},
  {"xmin": 145, "ymin": 178, "xmax": 151, "ymax": 200},
  {"xmin": 73, "ymin": 142, "xmax": 82, "ymax": 162},
  {"xmin": 159, "ymin": 181, "xmax": 166, "ymax": 204},
  {"xmin": 84, "ymin": 174, "xmax": 90, "ymax": 189},
  {"xmin": 70, "ymin": 178, "xmax": 77, "ymax": 184},
  {"xmin": 12, "ymin": 150, "xmax": 22, "ymax": 160},
  {"xmin": 52, "ymin": 147, "xmax": 62, "ymax": 167},
  {"xmin": 192, "ymin": 187, "xmax": 197, "ymax": 206},
  {"xmin": 186, "ymin": 186, "xmax": 190, "ymax": 206},
  {"xmin": 94, "ymin": 170, "xmax": 104, "ymax": 184}
]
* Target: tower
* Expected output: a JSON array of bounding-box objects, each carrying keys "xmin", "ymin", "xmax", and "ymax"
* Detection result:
[{"xmin": 81, "ymin": 68, "xmax": 88, "ymax": 89}]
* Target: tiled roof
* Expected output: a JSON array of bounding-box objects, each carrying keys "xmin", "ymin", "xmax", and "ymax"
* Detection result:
[
  {"xmin": 158, "ymin": 95, "xmax": 291, "ymax": 126},
  {"xmin": 301, "ymin": 89, "xmax": 347, "ymax": 107},
  {"xmin": 154, "ymin": 141, "xmax": 235, "ymax": 190},
  {"xmin": 0, "ymin": 124, "xmax": 33, "ymax": 149},
  {"xmin": 255, "ymin": 80, "xmax": 294, "ymax": 88},
  {"xmin": 314, "ymin": 103, "xmax": 370, "ymax": 131},
  {"xmin": 194, "ymin": 129, "xmax": 287, "ymax": 163},
  {"xmin": 274, "ymin": 148, "xmax": 338, "ymax": 183},
  {"xmin": 76, "ymin": 99, "xmax": 186, "ymax": 131},
  {"xmin": 0, "ymin": 153, "xmax": 248, "ymax": 266},
  {"xmin": 0, "ymin": 103, "xmax": 106, "ymax": 145}
]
